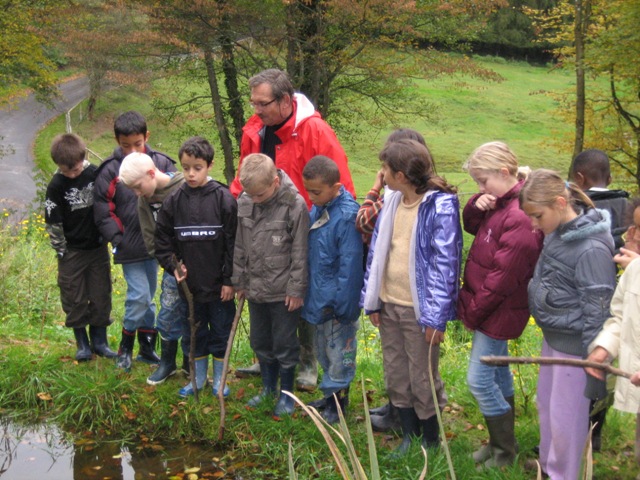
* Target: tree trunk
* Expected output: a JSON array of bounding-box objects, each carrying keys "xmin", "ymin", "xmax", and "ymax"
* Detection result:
[
  {"xmin": 609, "ymin": 73, "xmax": 640, "ymax": 189},
  {"xmin": 285, "ymin": 0, "xmax": 327, "ymax": 115},
  {"xmin": 204, "ymin": 48, "xmax": 236, "ymax": 185},
  {"xmin": 216, "ymin": 0, "xmax": 245, "ymax": 149},
  {"xmin": 571, "ymin": 0, "xmax": 588, "ymax": 171}
]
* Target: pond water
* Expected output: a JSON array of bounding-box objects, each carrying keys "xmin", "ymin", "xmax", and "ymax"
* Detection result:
[{"xmin": 0, "ymin": 420, "xmax": 255, "ymax": 479}]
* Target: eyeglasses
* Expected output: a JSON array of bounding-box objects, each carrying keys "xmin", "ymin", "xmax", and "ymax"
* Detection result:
[{"xmin": 249, "ymin": 98, "xmax": 278, "ymax": 109}]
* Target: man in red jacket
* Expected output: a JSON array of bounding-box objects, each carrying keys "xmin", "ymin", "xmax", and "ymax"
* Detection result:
[
  {"xmin": 231, "ymin": 69, "xmax": 356, "ymax": 391},
  {"xmin": 230, "ymin": 69, "xmax": 355, "ymax": 207}
]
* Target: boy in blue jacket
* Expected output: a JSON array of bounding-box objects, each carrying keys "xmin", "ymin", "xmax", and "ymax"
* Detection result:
[{"xmin": 301, "ymin": 155, "xmax": 364, "ymax": 424}]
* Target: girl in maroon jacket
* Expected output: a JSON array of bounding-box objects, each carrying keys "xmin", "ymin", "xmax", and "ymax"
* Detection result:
[{"xmin": 457, "ymin": 142, "xmax": 543, "ymax": 468}]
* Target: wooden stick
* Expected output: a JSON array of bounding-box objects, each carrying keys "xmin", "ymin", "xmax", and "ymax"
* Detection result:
[
  {"xmin": 175, "ymin": 258, "xmax": 199, "ymax": 403},
  {"xmin": 218, "ymin": 296, "xmax": 245, "ymax": 441},
  {"xmin": 480, "ymin": 355, "xmax": 632, "ymax": 379}
]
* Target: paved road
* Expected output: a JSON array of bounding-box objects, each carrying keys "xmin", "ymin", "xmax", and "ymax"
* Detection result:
[{"xmin": 0, "ymin": 77, "xmax": 89, "ymax": 221}]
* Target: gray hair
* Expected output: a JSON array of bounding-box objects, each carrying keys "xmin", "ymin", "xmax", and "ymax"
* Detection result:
[{"xmin": 249, "ymin": 69, "xmax": 294, "ymax": 100}]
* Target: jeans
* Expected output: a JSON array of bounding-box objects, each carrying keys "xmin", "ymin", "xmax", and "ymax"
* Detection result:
[
  {"xmin": 248, "ymin": 300, "xmax": 300, "ymax": 370},
  {"xmin": 186, "ymin": 298, "xmax": 235, "ymax": 358},
  {"xmin": 467, "ymin": 330, "xmax": 513, "ymax": 417},
  {"xmin": 315, "ymin": 319, "xmax": 358, "ymax": 396},
  {"xmin": 121, "ymin": 259, "xmax": 158, "ymax": 332},
  {"xmin": 156, "ymin": 271, "xmax": 187, "ymax": 341}
]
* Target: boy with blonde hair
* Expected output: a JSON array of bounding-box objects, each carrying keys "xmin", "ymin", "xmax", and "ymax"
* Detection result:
[
  {"xmin": 233, "ymin": 153, "xmax": 309, "ymax": 418},
  {"xmin": 119, "ymin": 152, "xmax": 186, "ymax": 385}
]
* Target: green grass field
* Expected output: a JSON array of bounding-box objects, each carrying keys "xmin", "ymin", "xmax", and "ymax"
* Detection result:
[{"xmin": 3, "ymin": 55, "xmax": 637, "ymax": 479}]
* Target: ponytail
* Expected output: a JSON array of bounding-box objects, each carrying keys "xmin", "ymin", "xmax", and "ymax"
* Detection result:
[{"xmin": 520, "ymin": 169, "xmax": 594, "ymax": 213}]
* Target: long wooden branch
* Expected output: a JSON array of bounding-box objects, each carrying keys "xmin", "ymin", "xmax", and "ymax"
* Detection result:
[
  {"xmin": 175, "ymin": 258, "xmax": 199, "ymax": 403},
  {"xmin": 218, "ymin": 296, "xmax": 245, "ymax": 441},
  {"xmin": 480, "ymin": 356, "xmax": 632, "ymax": 379}
]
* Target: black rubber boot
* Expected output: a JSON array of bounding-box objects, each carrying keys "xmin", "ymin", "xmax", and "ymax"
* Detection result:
[
  {"xmin": 274, "ymin": 366, "xmax": 297, "ymax": 418},
  {"xmin": 371, "ymin": 401, "xmax": 401, "ymax": 433},
  {"xmin": 147, "ymin": 339, "xmax": 178, "ymax": 385},
  {"xmin": 73, "ymin": 327, "xmax": 93, "ymax": 361},
  {"xmin": 247, "ymin": 362, "xmax": 279, "ymax": 407},
  {"xmin": 391, "ymin": 407, "xmax": 421, "ymax": 457},
  {"xmin": 369, "ymin": 401, "xmax": 390, "ymax": 416},
  {"xmin": 116, "ymin": 328, "xmax": 135, "ymax": 371},
  {"xmin": 89, "ymin": 326, "xmax": 117, "ymax": 358},
  {"xmin": 589, "ymin": 399, "xmax": 607, "ymax": 452},
  {"xmin": 307, "ymin": 396, "xmax": 328, "ymax": 411},
  {"xmin": 322, "ymin": 388, "xmax": 349, "ymax": 425},
  {"xmin": 136, "ymin": 328, "xmax": 160, "ymax": 365},
  {"xmin": 181, "ymin": 353, "xmax": 190, "ymax": 377},
  {"xmin": 421, "ymin": 414, "xmax": 440, "ymax": 449}
]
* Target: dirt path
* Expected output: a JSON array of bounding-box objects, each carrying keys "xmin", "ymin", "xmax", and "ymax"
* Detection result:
[{"xmin": 0, "ymin": 77, "xmax": 89, "ymax": 222}]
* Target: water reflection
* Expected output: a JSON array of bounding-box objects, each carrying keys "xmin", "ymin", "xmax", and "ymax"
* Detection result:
[{"xmin": 0, "ymin": 419, "xmax": 248, "ymax": 479}]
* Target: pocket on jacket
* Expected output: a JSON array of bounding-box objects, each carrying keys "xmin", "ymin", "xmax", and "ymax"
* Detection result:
[{"xmin": 265, "ymin": 254, "xmax": 291, "ymax": 294}]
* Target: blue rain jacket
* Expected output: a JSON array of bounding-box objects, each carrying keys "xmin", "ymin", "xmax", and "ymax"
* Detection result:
[{"xmin": 302, "ymin": 187, "xmax": 364, "ymax": 325}]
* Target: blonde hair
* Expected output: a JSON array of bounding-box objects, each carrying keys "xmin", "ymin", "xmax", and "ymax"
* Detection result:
[
  {"xmin": 239, "ymin": 154, "xmax": 277, "ymax": 190},
  {"xmin": 517, "ymin": 165, "xmax": 531, "ymax": 181},
  {"xmin": 464, "ymin": 141, "xmax": 519, "ymax": 176},
  {"xmin": 519, "ymin": 168, "xmax": 594, "ymax": 212},
  {"xmin": 119, "ymin": 152, "xmax": 155, "ymax": 186}
]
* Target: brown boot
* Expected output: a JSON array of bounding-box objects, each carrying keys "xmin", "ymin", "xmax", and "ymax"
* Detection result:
[
  {"xmin": 473, "ymin": 396, "xmax": 517, "ymax": 464},
  {"xmin": 482, "ymin": 409, "xmax": 516, "ymax": 468}
]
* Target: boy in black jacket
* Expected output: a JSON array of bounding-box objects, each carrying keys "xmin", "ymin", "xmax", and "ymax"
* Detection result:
[
  {"xmin": 45, "ymin": 133, "xmax": 115, "ymax": 361},
  {"xmin": 155, "ymin": 136, "xmax": 238, "ymax": 398},
  {"xmin": 93, "ymin": 111, "xmax": 176, "ymax": 371}
]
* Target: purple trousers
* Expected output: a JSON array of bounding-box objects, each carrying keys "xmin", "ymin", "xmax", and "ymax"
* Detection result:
[{"xmin": 537, "ymin": 340, "xmax": 590, "ymax": 480}]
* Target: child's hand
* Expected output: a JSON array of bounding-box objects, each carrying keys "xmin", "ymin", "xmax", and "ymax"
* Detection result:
[
  {"xmin": 220, "ymin": 285, "xmax": 234, "ymax": 302},
  {"xmin": 630, "ymin": 371, "xmax": 640, "ymax": 387},
  {"xmin": 369, "ymin": 312, "xmax": 380, "ymax": 327},
  {"xmin": 174, "ymin": 263, "xmax": 187, "ymax": 283},
  {"xmin": 235, "ymin": 289, "xmax": 246, "ymax": 301},
  {"xmin": 373, "ymin": 169, "xmax": 385, "ymax": 192},
  {"xmin": 585, "ymin": 346, "xmax": 610, "ymax": 380},
  {"xmin": 285, "ymin": 296, "xmax": 303, "ymax": 312},
  {"xmin": 425, "ymin": 327, "xmax": 444, "ymax": 345},
  {"xmin": 475, "ymin": 194, "xmax": 497, "ymax": 211},
  {"xmin": 614, "ymin": 247, "xmax": 640, "ymax": 269},
  {"xmin": 623, "ymin": 225, "xmax": 640, "ymax": 254}
]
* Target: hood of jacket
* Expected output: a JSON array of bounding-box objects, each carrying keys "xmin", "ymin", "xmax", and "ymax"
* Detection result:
[{"xmin": 557, "ymin": 208, "xmax": 611, "ymax": 244}]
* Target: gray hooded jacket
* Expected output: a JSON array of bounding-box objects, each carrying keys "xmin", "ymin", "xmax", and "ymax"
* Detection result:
[{"xmin": 529, "ymin": 208, "xmax": 616, "ymax": 357}]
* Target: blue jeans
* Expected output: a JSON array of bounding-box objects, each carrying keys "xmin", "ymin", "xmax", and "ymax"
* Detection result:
[
  {"xmin": 467, "ymin": 330, "xmax": 513, "ymax": 417},
  {"xmin": 315, "ymin": 319, "xmax": 358, "ymax": 396},
  {"xmin": 121, "ymin": 259, "xmax": 158, "ymax": 332},
  {"xmin": 156, "ymin": 271, "xmax": 187, "ymax": 341}
]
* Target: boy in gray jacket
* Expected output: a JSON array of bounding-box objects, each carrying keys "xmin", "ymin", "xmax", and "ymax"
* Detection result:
[{"xmin": 232, "ymin": 153, "xmax": 309, "ymax": 418}]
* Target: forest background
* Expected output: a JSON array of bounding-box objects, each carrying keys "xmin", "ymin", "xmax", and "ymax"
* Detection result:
[{"xmin": 1, "ymin": 0, "xmax": 640, "ymax": 479}]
